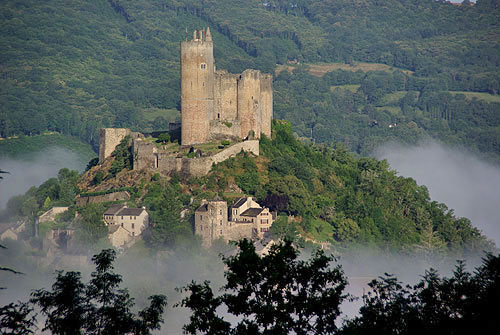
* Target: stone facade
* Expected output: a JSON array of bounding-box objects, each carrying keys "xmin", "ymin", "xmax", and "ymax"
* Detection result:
[
  {"xmin": 99, "ymin": 128, "xmax": 131, "ymax": 163},
  {"xmin": 39, "ymin": 207, "xmax": 69, "ymax": 223},
  {"xmin": 103, "ymin": 204, "xmax": 149, "ymax": 247},
  {"xmin": 181, "ymin": 28, "xmax": 273, "ymax": 145},
  {"xmin": 195, "ymin": 197, "xmax": 274, "ymax": 247}
]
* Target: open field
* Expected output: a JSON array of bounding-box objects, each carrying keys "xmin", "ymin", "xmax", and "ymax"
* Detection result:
[
  {"xmin": 276, "ymin": 62, "xmax": 414, "ymax": 77},
  {"xmin": 449, "ymin": 91, "xmax": 500, "ymax": 103}
]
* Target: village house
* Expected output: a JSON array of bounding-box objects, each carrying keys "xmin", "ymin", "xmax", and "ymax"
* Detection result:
[
  {"xmin": 195, "ymin": 196, "xmax": 274, "ymax": 247},
  {"xmin": 103, "ymin": 204, "xmax": 149, "ymax": 247}
]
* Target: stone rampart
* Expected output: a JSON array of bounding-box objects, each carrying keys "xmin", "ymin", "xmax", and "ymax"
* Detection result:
[
  {"xmin": 133, "ymin": 140, "xmax": 259, "ymax": 178},
  {"xmin": 76, "ymin": 191, "xmax": 131, "ymax": 206},
  {"xmin": 99, "ymin": 128, "xmax": 131, "ymax": 163}
]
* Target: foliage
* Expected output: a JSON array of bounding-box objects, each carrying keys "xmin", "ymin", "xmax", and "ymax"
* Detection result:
[
  {"xmin": 109, "ymin": 136, "xmax": 133, "ymax": 177},
  {"xmin": 4, "ymin": 168, "xmax": 79, "ymax": 220},
  {"xmin": 73, "ymin": 203, "xmax": 108, "ymax": 247},
  {"xmin": 30, "ymin": 249, "xmax": 167, "ymax": 335},
  {"xmin": 156, "ymin": 132, "xmax": 171, "ymax": 144},
  {"xmin": 141, "ymin": 179, "xmax": 192, "ymax": 249},
  {"xmin": 1, "ymin": 0, "xmax": 499, "ymax": 160},
  {"xmin": 178, "ymin": 239, "xmax": 348, "ymax": 335},
  {"xmin": 0, "ymin": 302, "xmax": 37, "ymax": 335},
  {"xmin": 209, "ymin": 120, "xmax": 493, "ymax": 254},
  {"xmin": 341, "ymin": 252, "xmax": 500, "ymax": 335}
]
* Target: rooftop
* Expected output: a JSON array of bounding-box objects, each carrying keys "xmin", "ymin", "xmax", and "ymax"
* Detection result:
[
  {"xmin": 240, "ymin": 208, "xmax": 264, "ymax": 217},
  {"xmin": 104, "ymin": 204, "xmax": 126, "ymax": 216}
]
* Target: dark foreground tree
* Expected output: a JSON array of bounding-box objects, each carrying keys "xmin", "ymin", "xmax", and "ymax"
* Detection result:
[
  {"xmin": 0, "ymin": 302, "xmax": 37, "ymax": 335},
  {"xmin": 342, "ymin": 253, "xmax": 500, "ymax": 335},
  {"xmin": 178, "ymin": 239, "xmax": 349, "ymax": 335},
  {"xmin": 28, "ymin": 249, "xmax": 167, "ymax": 335}
]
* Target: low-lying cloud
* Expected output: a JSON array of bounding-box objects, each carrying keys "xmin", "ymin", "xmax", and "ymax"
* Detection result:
[
  {"xmin": 375, "ymin": 140, "xmax": 500, "ymax": 246},
  {"xmin": 0, "ymin": 147, "xmax": 89, "ymax": 210}
]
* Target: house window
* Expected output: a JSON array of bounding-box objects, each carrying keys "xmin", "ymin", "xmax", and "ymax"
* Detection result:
[
  {"xmin": 133, "ymin": 232, "xmax": 135, "ymax": 236},
  {"xmin": 201, "ymin": 63, "xmax": 206, "ymax": 69},
  {"xmin": 220, "ymin": 220, "xmax": 222, "ymax": 226},
  {"xmin": 220, "ymin": 210, "xmax": 222, "ymax": 215},
  {"xmin": 132, "ymin": 223, "xmax": 135, "ymax": 229},
  {"xmin": 121, "ymin": 223, "xmax": 123, "ymax": 227},
  {"xmin": 130, "ymin": 216, "xmax": 133, "ymax": 220}
]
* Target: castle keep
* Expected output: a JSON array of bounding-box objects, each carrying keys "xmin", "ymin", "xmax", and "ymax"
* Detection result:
[
  {"xmin": 181, "ymin": 28, "xmax": 272, "ymax": 145},
  {"xmin": 98, "ymin": 28, "xmax": 273, "ymax": 177}
]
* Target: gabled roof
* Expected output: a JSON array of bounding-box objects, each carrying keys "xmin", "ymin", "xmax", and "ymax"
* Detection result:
[
  {"xmin": 232, "ymin": 197, "xmax": 248, "ymax": 208},
  {"xmin": 117, "ymin": 208, "xmax": 146, "ymax": 216},
  {"xmin": 196, "ymin": 204, "xmax": 209, "ymax": 212},
  {"xmin": 104, "ymin": 204, "xmax": 126, "ymax": 216},
  {"xmin": 240, "ymin": 208, "xmax": 264, "ymax": 217}
]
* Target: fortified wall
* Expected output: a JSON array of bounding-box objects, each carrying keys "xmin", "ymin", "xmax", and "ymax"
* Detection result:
[{"xmin": 133, "ymin": 138, "xmax": 259, "ymax": 178}]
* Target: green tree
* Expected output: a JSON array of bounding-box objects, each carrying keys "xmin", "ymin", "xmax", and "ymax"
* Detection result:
[
  {"xmin": 30, "ymin": 249, "xmax": 167, "ymax": 335},
  {"xmin": 178, "ymin": 239, "xmax": 349, "ymax": 335},
  {"xmin": 156, "ymin": 133, "xmax": 170, "ymax": 144}
]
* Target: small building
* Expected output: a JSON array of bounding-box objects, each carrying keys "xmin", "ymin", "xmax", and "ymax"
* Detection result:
[
  {"xmin": 39, "ymin": 207, "xmax": 69, "ymax": 223},
  {"xmin": 195, "ymin": 196, "xmax": 274, "ymax": 247},
  {"xmin": 103, "ymin": 204, "xmax": 149, "ymax": 247},
  {"xmin": 0, "ymin": 220, "xmax": 27, "ymax": 241}
]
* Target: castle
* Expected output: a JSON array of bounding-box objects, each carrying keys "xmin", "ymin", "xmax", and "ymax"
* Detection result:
[
  {"xmin": 181, "ymin": 27, "xmax": 272, "ymax": 145},
  {"xmin": 98, "ymin": 28, "xmax": 273, "ymax": 178},
  {"xmin": 195, "ymin": 197, "xmax": 274, "ymax": 247}
]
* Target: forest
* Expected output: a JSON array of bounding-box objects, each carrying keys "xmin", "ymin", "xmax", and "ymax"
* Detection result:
[{"xmin": 1, "ymin": 0, "xmax": 499, "ymax": 162}]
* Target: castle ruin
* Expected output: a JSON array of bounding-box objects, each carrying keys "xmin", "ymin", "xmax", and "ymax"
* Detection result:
[
  {"xmin": 98, "ymin": 28, "xmax": 273, "ymax": 178},
  {"xmin": 181, "ymin": 27, "xmax": 272, "ymax": 145}
]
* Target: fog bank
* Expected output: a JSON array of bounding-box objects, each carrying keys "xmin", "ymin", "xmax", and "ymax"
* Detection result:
[
  {"xmin": 375, "ymin": 140, "xmax": 500, "ymax": 246},
  {"xmin": 0, "ymin": 147, "xmax": 89, "ymax": 209}
]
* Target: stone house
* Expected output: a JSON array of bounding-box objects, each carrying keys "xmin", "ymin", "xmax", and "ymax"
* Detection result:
[
  {"xmin": 103, "ymin": 204, "xmax": 149, "ymax": 247},
  {"xmin": 195, "ymin": 196, "xmax": 274, "ymax": 247}
]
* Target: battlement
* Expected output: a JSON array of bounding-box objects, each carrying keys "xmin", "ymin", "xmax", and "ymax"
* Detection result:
[{"xmin": 181, "ymin": 28, "xmax": 272, "ymax": 146}]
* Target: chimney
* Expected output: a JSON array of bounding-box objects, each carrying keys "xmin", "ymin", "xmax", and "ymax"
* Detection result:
[{"xmin": 206, "ymin": 26, "xmax": 212, "ymax": 42}]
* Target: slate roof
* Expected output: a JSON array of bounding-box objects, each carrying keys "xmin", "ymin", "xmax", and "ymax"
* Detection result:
[
  {"xmin": 240, "ymin": 208, "xmax": 264, "ymax": 217},
  {"xmin": 117, "ymin": 208, "xmax": 145, "ymax": 216},
  {"xmin": 104, "ymin": 204, "xmax": 126, "ymax": 216},
  {"xmin": 232, "ymin": 197, "xmax": 247, "ymax": 208},
  {"xmin": 196, "ymin": 204, "xmax": 209, "ymax": 212}
]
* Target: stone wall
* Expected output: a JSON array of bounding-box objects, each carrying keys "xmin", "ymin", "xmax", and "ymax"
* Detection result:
[
  {"xmin": 260, "ymin": 74, "xmax": 273, "ymax": 138},
  {"xmin": 76, "ymin": 191, "xmax": 131, "ymax": 206},
  {"xmin": 99, "ymin": 128, "xmax": 131, "ymax": 163},
  {"xmin": 181, "ymin": 30, "xmax": 214, "ymax": 145},
  {"xmin": 238, "ymin": 70, "xmax": 262, "ymax": 139},
  {"xmin": 133, "ymin": 140, "xmax": 259, "ymax": 178}
]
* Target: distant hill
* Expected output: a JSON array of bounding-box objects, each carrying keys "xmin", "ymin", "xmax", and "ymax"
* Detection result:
[{"xmin": 1, "ymin": 0, "xmax": 499, "ymax": 158}]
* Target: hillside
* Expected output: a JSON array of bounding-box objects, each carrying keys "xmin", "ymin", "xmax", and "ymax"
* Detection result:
[
  {"xmin": 4, "ymin": 121, "xmax": 494, "ymax": 256},
  {"xmin": 1, "ymin": 0, "xmax": 499, "ymax": 159}
]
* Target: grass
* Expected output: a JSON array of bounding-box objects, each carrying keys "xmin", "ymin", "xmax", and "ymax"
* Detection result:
[
  {"xmin": 378, "ymin": 91, "xmax": 408, "ymax": 105},
  {"xmin": 449, "ymin": 91, "xmax": 500, "ymax": 103},
  {"xmin": 376, "ymin": 106, "xmax": 402, "ymax": 116},
  {"xmin": 277, "ymin": 62, "xmax": 413, "ymax": 77}
]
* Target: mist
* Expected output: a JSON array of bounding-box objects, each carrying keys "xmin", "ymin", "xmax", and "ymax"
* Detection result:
[
  {"xmin": 0, "ymin": 147, "xmax": 91, "ymax": 210},
  {"xmin": 375, "ymin": 140, "xmax": 500, "ymax": 246}
]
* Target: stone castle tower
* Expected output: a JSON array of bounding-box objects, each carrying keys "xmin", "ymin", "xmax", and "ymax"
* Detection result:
[{"xmin": 181, "ymin": 28, "xmax": 272, "ymax": 146}]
